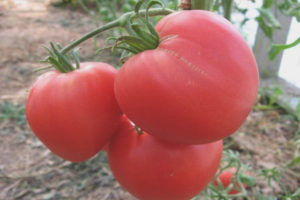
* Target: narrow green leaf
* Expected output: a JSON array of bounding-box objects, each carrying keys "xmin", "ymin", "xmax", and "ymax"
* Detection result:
[
  {"xmin": 105, "ymin": 36, "xmax": 117, "ymax": 44},
  {"xmin": 256, "ymin": 194, "xmax": 277, "ymax": 200},
  {"xmin": 269, "ymin": 37, "xmax": 300, "ymax": 60},
  {"xmin": 263, "ymin": 0, "xmax": 274, "ymax": 8},
  {"xmin": 96, "ymin": 46, "xmax": 114, "ymax": 55},
  {"xmin": 256, "ymin": 16, "xmax": 274, "ymax": 38},
  {"xmin": 48, "ymin": 57, "xmax": 66, "ymax": 73},
  {"xmin": 257, "ymin": 8, "xmax": 281, "ymax": 29},
  {"xmin": 286, "ymin": 156, "xmax": 300, "ymax": 168},
  {"xmin": 135, "ymin": 0, "xmax": 145, "ymax": 16},
  {"xmin": 116, "ymin": 36, "xmax": 149, "ymax": 51},
  {"xmin": 131, "ymin": 24, "xmax": 158, "ymax": 48},
  {"xmin": 240, "ymin": 174, "xmax": 256, "ymax": 186},
  {"xmin": 33, "ymin": 65, "xmax": 54, "ymax": 73},
  {"xmin": 50, "ymin": 42, "xmax": 74, "ymax": 72},
  {"xmin": 120, "ymin": 51, "xmax": 133, "ymax": 64},
  {"xmin": 146, "ymin": 0, "xmax": 164, "ymax": 22},
  {"xmin": 43, "ymin": 45, "xmax": 56, "ymax": 58},
  {"xmin": 144, "ymin": 19, "xmax": 159, "ymax": 39},
  {"xmin": 117, "ymin": 40, "xmax": 144, "ymax": 53},
  {"xmin": 71, "ymin": 48, "xmax": 80, "ymax": 69},
  {"xmin": 296, "ymin": 101, "xmax": 300, "ymax": 121},
  {"xmin": 114, "ymin": 45, "xmax": 139, "ymax": 55},
  {"xmin": 56, "ymin": 42, "xmax": 63, "ymax": 50}
]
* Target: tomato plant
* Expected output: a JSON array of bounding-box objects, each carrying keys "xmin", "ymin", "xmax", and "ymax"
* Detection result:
[
  {"xmin": 114, "ymin": 10, "xmax": 259, "ymax": 144},
  {"xmin": 26, "ymin": 62, "xmax": 122, "ymax": 162},
  {"xmin": 108, "ymin": 116, "xmax": 223, "ymax": 200},
  {"xmin": 21, "ymin": 0, "xmax": 300, "ymax": 199},
  {"xmin": 213, "ymin": 167, "xmax": 247, "ymax": 195}
]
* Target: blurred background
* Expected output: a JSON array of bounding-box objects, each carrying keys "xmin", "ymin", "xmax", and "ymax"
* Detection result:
[{"xmin": 0, "ymin": 0, "xmax": 299, "ymax": 199}]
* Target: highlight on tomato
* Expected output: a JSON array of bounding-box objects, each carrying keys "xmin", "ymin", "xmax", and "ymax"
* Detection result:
[
  {"xmin": 114, "ymin": 10, "xmax": 259, "ymax": 145},
  {"xmin": 26, "ymin": 62, "xmax": 122, "ymax": 162},
  {"xmin": 108, "ymin": 116, "xmax": 223, "ymax": 200}
]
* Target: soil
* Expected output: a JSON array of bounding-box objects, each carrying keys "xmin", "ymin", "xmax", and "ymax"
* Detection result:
[{"xmin": 0, "ymin": 1, "xmax": 299, "ymax": 200}]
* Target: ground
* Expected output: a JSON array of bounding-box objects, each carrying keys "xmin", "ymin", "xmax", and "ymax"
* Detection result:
[{"xmin": 0, "ymin": 1, "xmax": 299, "ymax": 200}]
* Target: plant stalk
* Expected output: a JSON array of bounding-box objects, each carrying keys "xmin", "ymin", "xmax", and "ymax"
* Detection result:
[
  {"xmin": 60, "ymin": 8, "xmax": 173, "ymax": 54},
  {"xmin": 191, "ymin": 0, "xmax": 213, "ymax": 10},
  {"xmin": 222, "ymin": 0, "xmax": 233, "ymax": 21}
]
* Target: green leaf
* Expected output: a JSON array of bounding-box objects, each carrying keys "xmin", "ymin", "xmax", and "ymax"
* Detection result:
[
  {"xmin": 122, "ymin": 3, "xmax": 132, "ymax": 13},
  {"xmin": 131, "ymin": 24, "xmax": 158, "ymax": 48},
  {"xmin": 128, "ymin": 0, "xmax": 138, "ymax": 6},
  {"xmin": 120, "ymin": 50, "xmax": 132, "ymax": 64},
  {"xmin": 263, "ymin": 0, "xmax": 274, "ymax": 8},
  {"xmin": 71, "ymin": 48, "xmax": 80, "ymax": 69},
  {"xmin": 259, "ymin": 167, "xmax": 280, "ymax": 187},
  {"xmin": 257, "ymin": 8, "xmax": 281, "ymax": 29},
  {"xmin": 114, "ymin": 45, "xmax": 139, "ymax": 55},
  {"xmin": 269, "ymin": 37, "xmax": 300, "ymax": 60},
  {"xmin": 256, "ymin": 194, "xmax": 277, "ymax": 200},
  {"xmin": 240, "ymin": 174, "xmax": 256, "ymax": 186},
  {"xmin": 50, "ymin": 42, "xmax": 74, "ymax": 72},
  {"xmin": 296, "ymin": 102, "xmax": 300, "ymax": 121},
  {"xmin": 256, "ymin": 16, "xmax": 274, "ymax": 38},
  {"xmin": 48, "ymin": 57, "xmax": 66, "ymax": 73},
  {"xmin": 0, "ymin": 101, "xmax": 26, "ymax": 126},
  {"xmin": 278, "ymin": 0, "xmax": 300, "ymax": 22},
  {"xmin": 286, "ymin": 156, "xmax": 300, "ymax": 168},
  {"xmin": 135, "ymin": 0, "xmax": 145, "ymax": 16},
  {"xmin": 146, "ymin": 0, "xmax": 164, "ymax": 18},
  {"xmin": 292, "ymin": 188, "xmax": 300, "ymax": 197},
  {"xmin": 146, "ymin": 0, "xmax": 164, "ymax": 25},
  {"xmin": 116, "ymin": 35, "xmax": 149, "ymax": 51}
]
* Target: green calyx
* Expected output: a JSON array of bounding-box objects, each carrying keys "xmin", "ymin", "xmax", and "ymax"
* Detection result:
[
  {"xmin": 39, "ymin": 1, "xmax": 173, "ymax": 72},
  {"xmin": 100, "ymin": 0, "xmax": 165, "ymax": 61},
  {"xmin": 39, "ymin": 42, "xmax": 80, "ymax": 73}
]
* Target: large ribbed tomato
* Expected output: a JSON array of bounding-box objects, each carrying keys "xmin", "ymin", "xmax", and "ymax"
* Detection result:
[
  {"xmin": 108, "ymin": 116, "xmax": 223, "ymax": 200},
  {"xmin": 26, "ymin": 62, "xmax": 122, "ymax": 162},
  {"xmin": 114, "ymin": 10, "xmax": 259, "ymax": 144}
]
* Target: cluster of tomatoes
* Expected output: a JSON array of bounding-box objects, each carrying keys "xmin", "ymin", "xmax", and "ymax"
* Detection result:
[{"xmin": 26, "ymin": 10, "xmax": 258, "ymax": 200}]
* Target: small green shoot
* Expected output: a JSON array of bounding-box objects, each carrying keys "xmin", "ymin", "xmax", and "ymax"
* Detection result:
[
  {"xmin": 0, "ymin": 101, "xmax": 26, "ymax": 127},
  {"xmin": 258, "ymin": 167, "xmax": 280, "ymax": 187},
  {"xmin": 255, "ymin": 87, "xmax": 283, "ymax": 110}
]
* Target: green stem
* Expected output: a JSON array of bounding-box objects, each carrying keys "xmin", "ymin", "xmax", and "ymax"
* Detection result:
[
  {"xmin": 61, "ymin": 20, "xmax": 120, "ymax": 54},
  {"xmin": 191, "ymin": 0, "xmax": 213, "ymax": 10},
  {"xmin": 78, "ymin": 0, "xmax": 92, "ymax": 15},
  {"xmin": 60, "ymin": 8, "xmax": 173, "ymax": 54},
  {"xmin": 222, "ymin": 0, "xmax": 233, "ymax": 21}
]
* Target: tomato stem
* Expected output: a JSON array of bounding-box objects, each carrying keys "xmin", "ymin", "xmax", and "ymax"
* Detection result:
[
  {"xmin": 222, "ymin": 0, "xmax": 233, "ymax": 21},
  {"xmin": 191, "ymin": 0, "xmax": 213, "ymax": 10},
  {"xmin": 178, "ymin": 0, "xmax": 191, "ymax": 10},
  {"xmin": 60, "ymin": 8, "xmax": 173, "ymax": 55}
]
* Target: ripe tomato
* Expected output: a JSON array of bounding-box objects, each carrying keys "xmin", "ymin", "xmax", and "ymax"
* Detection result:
[
  {"xmin": 213, "ymin": 167, "xmax": 247, "ymax": 194},
  {"xmin": 26, "ymin": 62, "xmax": 122, "ymax": 162},
  {"xmin": 114, "ymin": 10, "xmax": 259, "ymax": 144},
  {"xmin": 108, "ymin": 116, "xmax": 223, "ymax": 200}
]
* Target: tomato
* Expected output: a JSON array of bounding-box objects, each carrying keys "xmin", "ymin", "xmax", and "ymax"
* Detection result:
[
  {"xmin": 26, "ymin": 62, "xmax": 122, "ymax": 162},
  {"xmin": 114, "ymin": 10, "xmax": 259, "ymax": 144},
  {"xmin": 213, "ymin": 167, "xmax": 247, "ymax": 194},
  {"xmin": 108, "ymin": 116, "xmax": 223, "ymax": 200}
]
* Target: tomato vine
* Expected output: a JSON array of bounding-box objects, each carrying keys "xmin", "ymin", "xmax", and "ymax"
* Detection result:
[{"xmin": 25, "ymin": 0, "xmax": 300, "ymax": 199}]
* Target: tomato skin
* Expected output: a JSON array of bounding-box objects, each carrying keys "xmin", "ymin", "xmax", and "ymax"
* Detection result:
[
  {"xmin": 213, "ymin": 168, "xmax": 247, "ymax": 194},
  {"xmin": 108, "ymin": 116, "xmax": 223, "ymax": 200},
  {"xmin": 26, "ymin": 62, "xmax": 122, "ymax": 162},
  {"xmin": 114, "ymin": 10, "xmax": 259, "ymax": 144}
]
